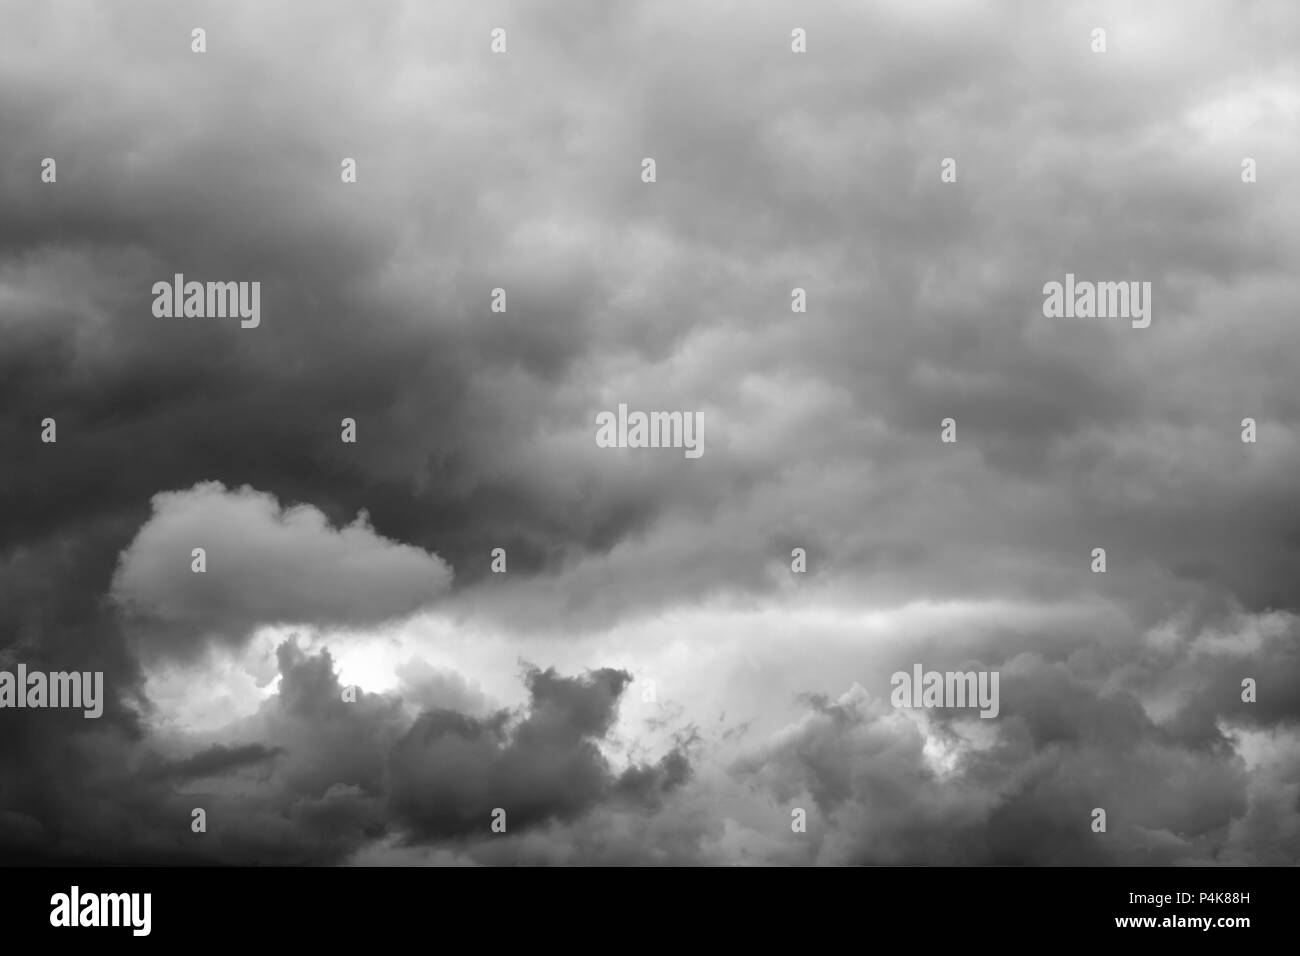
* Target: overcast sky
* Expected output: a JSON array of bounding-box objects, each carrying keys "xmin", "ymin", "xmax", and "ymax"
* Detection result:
[{"xmin": 2, "ymin": 0, "xmax": 1299, "ymax": 865}]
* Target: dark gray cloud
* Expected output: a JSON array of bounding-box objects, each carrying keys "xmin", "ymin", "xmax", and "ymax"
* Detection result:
[
  {"xmin": 731, "ymin": 673, "xmax": 1255, "ymax": 866},
  {"xmin": 149, "ymin": 742, "xmax": 283, "ymax": 783},
  {"xmin": 390, "ymin": 664, "xmax": 689, "ymax": 840},
  {"xmin": 0, "ymin": 638, "xmax": 691, "ymax": 864}
]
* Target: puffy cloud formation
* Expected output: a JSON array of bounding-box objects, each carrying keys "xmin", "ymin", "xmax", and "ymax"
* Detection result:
[
  {"xmin": 16, "ymin": 642, "xmax": 691, "ymax": 865},
  {"xmin": 110, "ymin": 482, "xmax": 452, "ymax": 661}
]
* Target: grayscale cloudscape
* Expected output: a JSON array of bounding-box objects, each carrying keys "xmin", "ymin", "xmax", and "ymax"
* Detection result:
[{"xmin": 1, "ymin": 0, "xmax": 1298, "ymax": 865}]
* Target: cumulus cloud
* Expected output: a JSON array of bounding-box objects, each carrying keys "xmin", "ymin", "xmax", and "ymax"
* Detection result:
[
  {"xmin": 389, "ymin": 664, "xmax": 692, "ymax": 840},
  {"xmin": 41, "ymin": 641, "xmax": 691, "ymax": 865},
  {"xmin": 727, "ymin": 622, "xmax": 1300, "ymax": 866},
  {"xmin": 110, "ymin": 482, "xmax": 452, "ymax": 661}
]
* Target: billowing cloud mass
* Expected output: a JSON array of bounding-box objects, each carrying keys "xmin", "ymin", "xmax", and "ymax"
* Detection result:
[
  {"xmin": 110, "ymin": 482, "xmax": 452, "ymax": 661},
  {"xmin": 1, "ymin": 0, "xmax": 1299, "ymax": 866}
]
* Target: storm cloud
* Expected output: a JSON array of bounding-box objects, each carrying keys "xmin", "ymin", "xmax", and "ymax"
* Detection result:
[{"xmin": 1, "ymin": 0, "xmax": 1298, "ymax": 865}]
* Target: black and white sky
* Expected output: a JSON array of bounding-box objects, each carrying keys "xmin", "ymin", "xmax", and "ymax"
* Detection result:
[{"xmin": 2, "ymin": 0, "xmax": 1299, "ymax": 865}]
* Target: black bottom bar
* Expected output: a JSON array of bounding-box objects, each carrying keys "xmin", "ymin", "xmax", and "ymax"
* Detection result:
[{"xmin": 2, "ymin": 866, "xmax": 1281, "ymax": 943}]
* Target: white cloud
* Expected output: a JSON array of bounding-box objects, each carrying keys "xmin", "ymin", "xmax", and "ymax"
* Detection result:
[{"xmin": 111, "ymin": 482, "xmax": 453, "ymax": 662}]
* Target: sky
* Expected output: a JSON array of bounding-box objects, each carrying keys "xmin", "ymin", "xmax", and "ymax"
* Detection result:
[{"xmin": 1, "ymin": 0, "xmax": 1299, "ymax": 865}]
